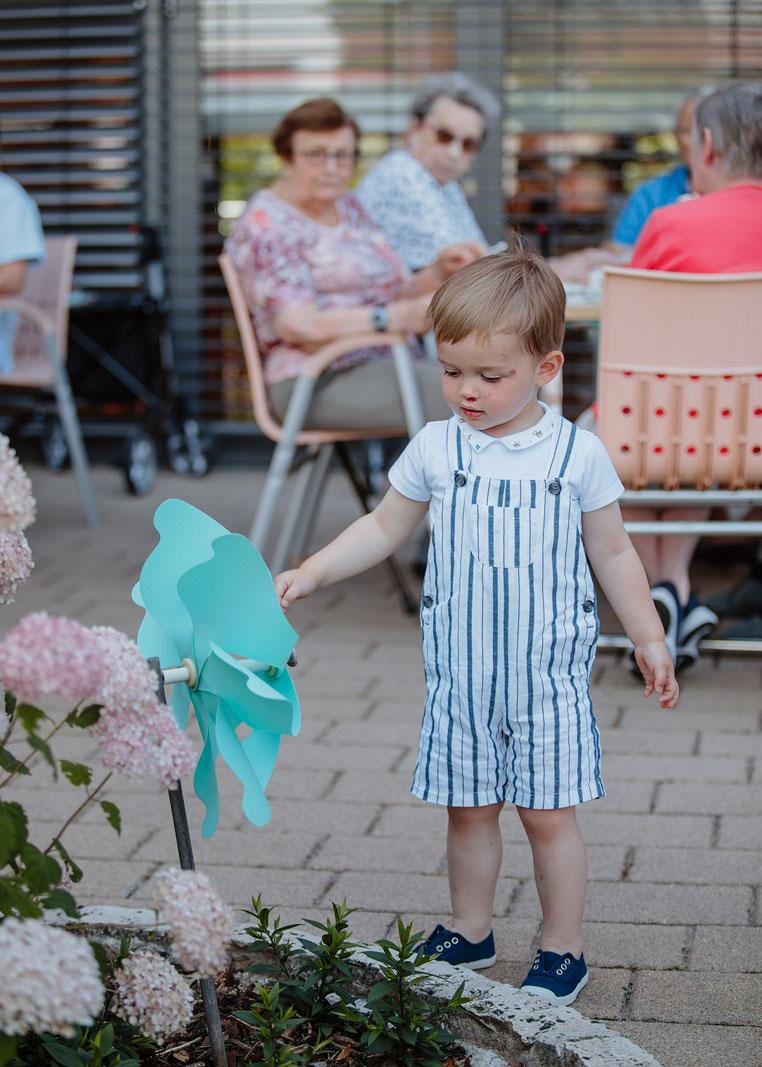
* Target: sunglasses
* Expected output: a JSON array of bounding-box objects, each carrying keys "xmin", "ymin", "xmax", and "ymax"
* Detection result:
[
  {"xmin": 294, "ymin": 148, "xmax": 357, "ymax": 167},
  {"xmin": 424, "ymin": 123, "xmax": 483, "ymax": 155}
]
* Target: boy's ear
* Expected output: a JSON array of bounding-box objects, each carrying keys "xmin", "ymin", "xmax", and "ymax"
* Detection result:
[{"xmin": 537, "ymin": 350, "xmax": 564, "ymax": 386}]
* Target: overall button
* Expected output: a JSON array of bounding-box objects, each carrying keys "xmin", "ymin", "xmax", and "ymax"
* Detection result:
[
  {"xmin": 454, "ymin": 472, "xmax": 467, "ymax": 487},
  {"xmin": 421, "ymin": 595, "xmax": 434, "ymax": 609},
  {"xmin": 548, "ymin": 478, "xmax": 562, "ymax": 495},
  {"xmin": 582, "ymin": 599, "xmax": 595, "ymax": 613}
]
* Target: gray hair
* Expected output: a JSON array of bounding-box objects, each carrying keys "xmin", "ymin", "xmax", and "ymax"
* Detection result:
[
  {"xmin": 694, "ymin": 81, "xmax": 762, "ymax": 178},
  {"xmin": 410, "ymin": 72, "xmax": 499, "ymax": 124}
]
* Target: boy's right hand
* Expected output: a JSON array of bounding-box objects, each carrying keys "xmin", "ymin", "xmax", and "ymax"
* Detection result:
[{"xmin": 274, "ymin": 567, "xmax": 317, "ymax": 611}]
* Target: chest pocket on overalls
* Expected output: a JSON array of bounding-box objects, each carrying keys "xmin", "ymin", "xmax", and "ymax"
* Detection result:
[{"xmin": 466, "ymin": 479, "xmax": 541, "ymax": 570}]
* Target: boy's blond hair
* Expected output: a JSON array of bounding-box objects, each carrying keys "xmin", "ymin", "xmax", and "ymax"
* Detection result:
[{"xmin": 427, "ymin": 249, "xmax": 566, "ymax": 359}]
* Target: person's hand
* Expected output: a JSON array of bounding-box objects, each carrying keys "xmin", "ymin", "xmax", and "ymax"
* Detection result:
[
  {"xmin": 274, "ymin": 567, "xmax": 318, "ymax": 611},
  {"xmin": 633, "ymin": 641, "xmax": 679, "ymax": 709},
  {"xmin": 390, "ymin": 294, "xmax": 432, "ymax": 335},
  {"xmin": 434, "ymin": 241, "xmax": 486, "ymax": 280},
  {"xmin": 550, "ymin": 246, "xmax": 628, "ymax": 284}
]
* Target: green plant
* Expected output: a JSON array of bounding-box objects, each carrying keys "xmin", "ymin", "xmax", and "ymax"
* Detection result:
[
  {"xmin": 239, "ymin": 899, "xmax": 471, "ymax": 1066},
  {"xmin": 360, "ymin": 916, "xmax": 471, "ymax": 1067}
]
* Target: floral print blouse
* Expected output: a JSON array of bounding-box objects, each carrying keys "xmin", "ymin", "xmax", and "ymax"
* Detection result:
[{"xmin": 224, "ymin": 188, "xmax": 410, "ymax": 384}]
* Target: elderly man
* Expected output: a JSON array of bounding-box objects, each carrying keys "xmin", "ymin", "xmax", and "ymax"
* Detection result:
[
  {"xmin": 0, "ymin": 171, "xmax": 45, "ymax": 373},
  {"xmin": 626, "ymin": 81, "xmax": 762, "ymax": 656}
]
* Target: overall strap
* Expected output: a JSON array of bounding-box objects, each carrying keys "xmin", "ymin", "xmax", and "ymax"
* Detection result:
[{"xmin": 546, "ymin": 417, "xmax": 577, "ymax": 481}]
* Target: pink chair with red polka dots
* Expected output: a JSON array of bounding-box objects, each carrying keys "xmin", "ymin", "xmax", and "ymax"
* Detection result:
[
  {"xmin": 597, "ymin": 267, "xmax": 762, "ymax": 490},
  {"xmin": 596, "ymin": 267, "xmax": 762, "ymax": 654}
]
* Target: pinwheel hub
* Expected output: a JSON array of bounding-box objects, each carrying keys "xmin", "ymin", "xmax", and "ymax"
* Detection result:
[{"xmin": 181, "ymin": 657, "xmax": 198, "ymax": 689}]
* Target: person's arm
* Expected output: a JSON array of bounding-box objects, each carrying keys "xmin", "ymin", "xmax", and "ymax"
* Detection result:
[
  {"xmin": 0, "ymin": 260, "xmax": 28, "ymax": 295},
  {"xmin": 582, "ymin": 501, "xmax": 679, "ymax": 708},
  {"xmin": 275, "ymin": 487, "xmax": 429, "ymax": 608},
  {"xmin": 274, "ymin": 294, "xmax": 431, "ymax": 351}
]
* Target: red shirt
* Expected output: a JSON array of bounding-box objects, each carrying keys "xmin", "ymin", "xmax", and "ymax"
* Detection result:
[{"xmin": 630, "ymin": 184, "xmax": 762, "ymax": 273}]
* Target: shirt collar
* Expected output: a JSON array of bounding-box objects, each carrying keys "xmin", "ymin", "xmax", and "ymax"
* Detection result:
[{"xmin": 456, "ymin": 402, "xmax": 556, "ymax": 453}]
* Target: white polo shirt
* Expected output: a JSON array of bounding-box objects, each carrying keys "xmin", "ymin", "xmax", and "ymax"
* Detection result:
[{"xmin": 389, "ymin": 405, "xmax": 623, "ymax": 512}]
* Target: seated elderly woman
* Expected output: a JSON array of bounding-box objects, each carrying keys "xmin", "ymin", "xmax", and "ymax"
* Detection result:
[
  {"xmin": 357, "ymin": 72, "xmax": 496, "ymax": 273},
  {"xmin": 225, "ymin": 97, "xmax": 473, "ymax": 430}
]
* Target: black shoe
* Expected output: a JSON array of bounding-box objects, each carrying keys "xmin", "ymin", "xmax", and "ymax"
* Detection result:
[
  {"xmin": 676, "ymin": 597, "xmax": 718, "ymax": 673},
  {"xmin": 723, "ymin": 614, "xmax": 762, "ymax": 639},
  {"xmin": 419, "ymin": 924, "xmax": 496, "ymax": 969},
  {"xmin": 650, "ymin": 583, "xmax": 682, "ymax": 663},
  {"xmin": 705, "ymin": 578, "xmax": 762, "ymax": 619}
]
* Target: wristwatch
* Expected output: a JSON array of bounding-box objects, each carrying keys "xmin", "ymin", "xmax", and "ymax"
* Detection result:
[{"xmin": 370, "ymin": 304, "xmax": 390, "ymax": 332}]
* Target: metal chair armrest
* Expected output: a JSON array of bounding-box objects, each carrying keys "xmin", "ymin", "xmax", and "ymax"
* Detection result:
[{"xmin": 300, "ymin": 332, "xmax": 407, "ymax": 379}]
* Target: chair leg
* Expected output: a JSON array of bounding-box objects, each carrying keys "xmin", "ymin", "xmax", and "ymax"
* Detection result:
[
  {"xmin": 289, "ymin": 442, "xmax": 334, "ymax": 562},
  {"xmin": 335, "ymin": 443, "xmax": 418, "ymax": 616},
  {"xmin": 269, "ymin": 444, "xmax": 329, "ymax": 575},
  {"xmin": 250, "ymin": 375, "xmax": 316, "ymax": 552},
  {"xmin": 49, "ymin": 341, "xmax": 99, "ymax": 528},
  {"xmin": 391, "ymin": 342, "xmax": 426, "ymax": 437}
]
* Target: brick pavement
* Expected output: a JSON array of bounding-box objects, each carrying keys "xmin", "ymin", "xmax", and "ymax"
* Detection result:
[{"xmin": 3, "ymin": 461, "xmax": 762, "ymax": 1067}]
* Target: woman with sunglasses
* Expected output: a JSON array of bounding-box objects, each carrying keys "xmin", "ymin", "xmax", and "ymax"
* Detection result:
[
  {"xmin": 225, "ymin": 97, "xmax": 467, "ymax": 429},
  {"xmin": 357, "ymin": 73, "xmax": 499, "ymax": 276}
]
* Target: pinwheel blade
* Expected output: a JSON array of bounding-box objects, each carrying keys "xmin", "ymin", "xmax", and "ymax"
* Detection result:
[
  {"xmin": 177, "ymin": 534, "xmax": 298, "ymax": 670},
  {"xmin": 135, "ymin": 612, "xmax": 191, "ymax": 728},
  {"xmin": 137, "ymin": 499, "xmax": 228, "ymax": 659},
  {"xmin": 215, "ymin": 704, "xmax": 279, "ymax": 827},
  {"xmin": 191, "ymin": 690, "xmax": 221, "ymax": 839},
  {"xmin": 199, "ymin": 643, "xmax": 300, "ymax": 737}
]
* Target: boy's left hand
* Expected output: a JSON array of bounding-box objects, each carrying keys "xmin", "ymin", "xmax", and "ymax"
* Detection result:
[{"xmin": 633, "ymin": 641, "xmax": 679, "ymax": 709}]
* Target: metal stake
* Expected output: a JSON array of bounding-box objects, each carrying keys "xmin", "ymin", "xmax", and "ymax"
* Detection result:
[{"xmin": 150, "ymin": 658, "xmax": 228, "ymax": 1067}]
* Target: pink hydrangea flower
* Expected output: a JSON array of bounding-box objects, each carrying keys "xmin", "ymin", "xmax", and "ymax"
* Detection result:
[
  {"xmin": 111, "ymin": 950, "xmax": 193, "ymax": 1043},
  {"xmin": 153, "ymin": 867, "xmax": 234, "ymax": 976},
  {"xmin": 0, "ymin": 612, "xmax": 105, "ymax": 706},
  {"xmin": 0, "ymin": 433, "xmax": 36, "ymax": 534},
  {"xmin": 88, "ymin": 627, "xmax": 196, "ymax": 787},
  {"xmin": 90, "ymin": 626, "xmax": 160, "ymax": 717},
  {"xmin": 0, "ymin": 531, "xmax": 34, "ymax": 604},
  {"xmin": 0, "ymin": 919, "xmax": 104, "ymax": 1037},
  {"xmin": 93, "ymin": 701, "xmax": 196, "ymax": 787}
]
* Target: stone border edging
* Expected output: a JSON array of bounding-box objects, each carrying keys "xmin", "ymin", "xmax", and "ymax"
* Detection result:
[{"xmin": 67, "ymin": 905, "xmax": 662, "ymax": 1067}]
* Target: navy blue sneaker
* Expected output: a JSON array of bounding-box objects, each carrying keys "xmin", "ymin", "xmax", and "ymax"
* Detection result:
[
  {"xmin": 520, "ymin": 949, "xmax": 588, "ymax": 1006},
  {"xmin": 419, "ymin": 923, "xmax": 496, "ymax": 969}
]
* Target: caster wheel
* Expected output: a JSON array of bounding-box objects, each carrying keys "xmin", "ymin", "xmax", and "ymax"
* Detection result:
[
  {"xmin": 166, "ymin": 418, "xmax": 212, "ymax": 477},
  {"xmin": 41, "ymin": 421, "xmax": 70, "ymax": 472},
  {"xmin": 124, "ymin": 431, "xmax": 158, "ymax": 496}
]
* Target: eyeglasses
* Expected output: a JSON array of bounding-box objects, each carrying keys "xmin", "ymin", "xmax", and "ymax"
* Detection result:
[
  {"xmin": 424, "ymin": 123, "xmax": 483, "ymax": 155},
  {"xmin": 294, "ymin": 148, "xmax": 357, "ymax": 168}
]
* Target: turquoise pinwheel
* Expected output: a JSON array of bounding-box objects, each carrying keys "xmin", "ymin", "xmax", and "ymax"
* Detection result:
[{"xmin": 133, "ymin": 498, "xmax": 300, "ymax": 837}]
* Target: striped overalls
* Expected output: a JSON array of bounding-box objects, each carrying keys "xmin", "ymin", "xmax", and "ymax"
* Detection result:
[{"xmin": 413, "ymin": 417, "xmax": 605, "ymax": 810}]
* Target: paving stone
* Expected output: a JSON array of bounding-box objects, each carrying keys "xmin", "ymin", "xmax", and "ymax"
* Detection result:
[
  {"xmin": 619, "ymin": 706, "xmax": 761, "ymax": 732},
  {"xmin": 582, "ymin": 922, "xmax": 688, "ymax": 970},
  {"xmin": 486, "ymin": 962, "xmax": 633, "ymax": 1022},
  {"xmin": 582, "ymin": 882, "xmax": 752, "ymax": 926},
  {"xmin": 696, "ymin": 731, "xmax": 762, "ymax": 756},
  {"xmin": 320, "ymin": 719, "xmax": 418, "ymax": 748},
  {"xmin": 629, "ymin": 970, "xmax": 762, "ymax": 1025},
  {"xmin": 324, "ymin": 768, "xmax": 424, "ymax": 803},
  {"xmin": 73, "ymin": 859, "xmax": 158, "ymax": 903},
  {"xmin": 133, "ymin": 825, "xmax": 319, "ymax": 869},
  {"xmin": 131, "ymin": 866, "xmax": 333, "ymax": 911},
  {"xmin": 266, "ymin": 766, "xmax": 337, "ymax": 801},
  {"xmin": 595, "ymin": 780, "xmax": 656, "ymax": 813},
  {"xmin": 614, "ymin": 1022, "xmax": 762, "ymax": 1067},
  {"xmin": 276, "ymin": 739, "xmax": 407, "ymax": 772},
  {"xmin": 655, "ymin": 781, "xmax": 762, "ymax": 815},
  {"xmin": 308, "ymin": 833, "xmax": 446, "ymax": 875},
  {"xmin": 717, "ymin": 815, "xmax": 762, "ymax": 850},
  {"xmin": 323, "ymin": 871, "xmax": 519, "ymax": 915},
  {"xmin": 603, "ymin": 754, "xmax": 747, "ymax": 782},
  {"xmin": 265, "ymin": 799, "xmax": 382, "ymax": 836},
  {"xmin": 690, "ymin": 925, "xmax": 762, "ymax": 972},
  {"xmin": 601, "ymin": 730, "xmax": 698, "ymax": 756},
  {"xmin": 576, "ymin": 811, "xmax": 714, "ymax": 847},
  {"xmin": 628, "ymin": 846, "xmax": 762, "ymax": 885}
]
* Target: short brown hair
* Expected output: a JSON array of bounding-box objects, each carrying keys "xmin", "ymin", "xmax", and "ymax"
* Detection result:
[
  {"xmin": 271, "ymin": 97, "xmax": 361, "ymax": 161},
  {"xmin": 427, "ymin": 249, "xmax": 566, "ymax": 359}
]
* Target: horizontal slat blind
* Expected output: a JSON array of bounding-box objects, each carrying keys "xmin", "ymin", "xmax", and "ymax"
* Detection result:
[{"xmin": 0, "ymin": 0, "xmax": 148, "ymax": 292}]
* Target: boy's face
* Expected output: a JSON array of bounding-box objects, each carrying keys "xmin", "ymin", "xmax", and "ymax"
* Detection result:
[{"xmin": 438, "ymin": 331, "xmax": 563, "ymax": 439}]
